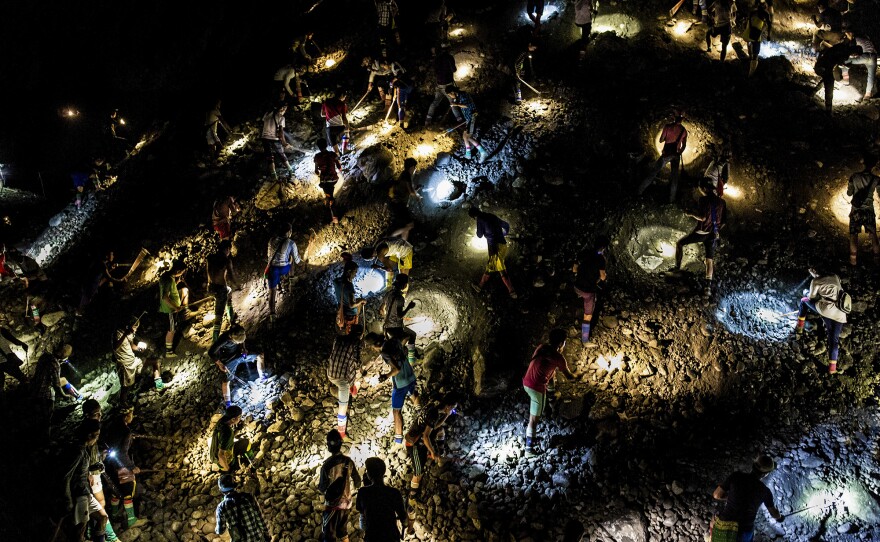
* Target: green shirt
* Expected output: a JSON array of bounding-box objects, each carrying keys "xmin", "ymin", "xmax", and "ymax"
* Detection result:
[
  {"xmin": 210, "ymin": 423, "xmax": 234, "ymax": 465},
  {"xmin": 158, "ymin": 272, "xmax": 180, "ymax": 314}
]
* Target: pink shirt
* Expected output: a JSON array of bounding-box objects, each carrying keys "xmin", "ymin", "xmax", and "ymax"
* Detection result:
[{"xmin": 522, "ymin": 345, "xmax": 567, "ymax": 393}]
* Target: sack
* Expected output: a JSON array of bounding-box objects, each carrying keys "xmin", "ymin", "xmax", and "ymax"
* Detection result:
[
  {"xmin": 837, "ymin": 289, "xmax": 852, "ymax": 314},
  {"xmin": 324, "ymin": 461, "xmax": 350, "ymax": 509},
  {"xmin": 710, "ymin": 518, "xmax": 739, "ymax": 542},
  {"xmin": 4, "ymin": 351, "xmax": 23, "ymax": 366},
  {"xmin": 335, "ymin": 302, "xmax": 346, "ymax": 330}
]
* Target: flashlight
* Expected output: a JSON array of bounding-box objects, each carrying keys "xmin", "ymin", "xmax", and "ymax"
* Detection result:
[
  {"xmin": 137, "ymin": 341, "xmax": 147, "ymax": 350},
  {"xmin": 120, "ymin": 118, "xmax": 126, "ymax": 125},
  {"xmin": 451, "ymin": 408, "xmax": 458, "ymax": 415},
  {"xmin": 107, "ymin": 449, "xmax": 117, "ymax": 459}
]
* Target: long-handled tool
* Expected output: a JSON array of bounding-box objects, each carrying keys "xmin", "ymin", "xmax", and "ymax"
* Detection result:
[
  {"xmin": 350, "ymin": 89, "xmax": 372, "ymax": 114},
  {"xmin": 785, "ymin": 502, "xmax": 832, "ymax": 517},
  {"xmin": 383, "ymin": 97, "xmax": 398, "ymax": 123},
  {"xmin": 517, "ymin": 75, "xmax": 542, "ymax": 95},
  {"xmin": 121, "ymin": 248, "xmax": 151, "ymax": 281},
  {"xmin": 132, "ymin": 433, "xmax": 179, "ymax": 443},
  {"xmin": 669, "ymin": 0, "xmax": 686, "ymax": 17},
  {"xmin": 433, "ymin": 121, "xmax": 468, "ymax": 141}
]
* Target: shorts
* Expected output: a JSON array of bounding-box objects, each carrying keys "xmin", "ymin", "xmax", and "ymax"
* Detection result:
[
  {"xmin": 319, "ymin": 180, "xmax": 337, "ymax": 198},
  {"xmin": 261, "ymin": 138, "xmax": 286, "ymax": 161},
  {"xmin": 708, "ymin": 24, "xmax": 731, "ymax": 40},
  {"xmin": 330, "ymin": 377, "xmax": 353, "ymax": 405},
  {"xmin": 326, "ymin": 125, "xmax": 346, "ymax": 146},
  {"xmin": 73, "ymin": 494, "xmax": 103, "ymax": 525},
  {"xmin": 486, "ymin": 243, "xmax": 508, "ymax": 273},
  {"xmin": 213, "ymin": 222, "xmax": 231, "ymax": 239},
  {"xmin": 397, "ymin": 87, "xmax": 413, "ymax": 106},
  {"xmin": 574, "ymin": 287, "xmax": 596, "ymax": 316},
  {"xmin": 391, "ymin": 380, "xmax": 418, "ymax": 409},
  {"xmin": 165, "ymin": 312, "xmax": 178, "ymax": 333},
  {"xmin": 117, "ymin": 356, "xmax": 144, "ymax": 388},
  {"xmin": 220, "ymin": 353, "xmax": 259, "ymax": 383},
  {"xmin": 465, "ymin": 113, "xmax": 478, "ymax": 136},
  {"xmin": 389, "ymin": 252, "xmax": 413, "ymax": 272},
  {"xmin": 407, "ymin": 442, "xmax": 429, "ymax": 476},
  {"xmin": 206, "ymin": 126, "xmax": 220, "ymax": 145},
  {"xmin": 267, "ymin": 264, "xmax": 292, "ymax": 289},
  {"xmin": 90, "ymin": 474, "xmax": 103, "ymax": 495},
  {"xmin": 849, "ymin": 209, "xmax": 876, "ymax": 234},
  {"xmin": 322, "ymin": 507, "xmax": 350, "ymax": 541},
  {"xmin": 678, "ymin": 231, "xmax": 717, "ymax": 259},
  {"xmin": 524, "ymin": 385, "xmax": 546, "ymax": 417}
]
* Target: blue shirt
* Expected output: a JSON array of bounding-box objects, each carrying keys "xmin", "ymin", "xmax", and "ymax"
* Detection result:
[
  {"xmin": 454, "ymin": 92, "xmax": 477, "ymax": 122},
  {"xmin": 382, "ymin": 340, "xmax": 415, "ymax": 389},
  {"xmin": 475, "ymin": 212, "xmax": 509, "ymax": 249}
]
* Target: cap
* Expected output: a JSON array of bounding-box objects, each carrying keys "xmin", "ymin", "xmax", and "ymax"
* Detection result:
[
  {"xmin": 55, "ymin": 344, "xmax": 73, "ymax": 359},
  {"xmin": 218, "ymin": 474, "xmax": 237, "ymax": 493},
  {"xmin": 753, "ymin": 454, "xmax": 776, "ymax": 473}
]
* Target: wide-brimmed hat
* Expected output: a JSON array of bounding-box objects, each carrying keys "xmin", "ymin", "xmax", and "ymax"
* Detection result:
[{"xmin": 753, "ymin": 454, "xmax": 776, "ymax": 473}]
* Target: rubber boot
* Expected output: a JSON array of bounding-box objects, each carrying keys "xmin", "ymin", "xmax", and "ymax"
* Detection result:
[
  {"xmin": 105, "ymin": 521, "xmax": 118, "ymax": 542},
  {"xmin": 154, "ymin": 377, "xmax": 165, "ymax": 391},
  {"xmin": 124, "ymin": 499, "xmax": 137, "ymax": 527},
  {"xmin": 407, "ymin": 344, "xmax": 417, "ymax": 364}
]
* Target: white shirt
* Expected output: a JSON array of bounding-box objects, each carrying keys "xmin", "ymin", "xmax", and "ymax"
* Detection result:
[
  {"xmin": 274, "ymin": 66, "xmax": 297, "ymax": 95},
  {"xmin": 368, "ymin": 61, "xmax": 405, "ymax": 83},
  {"xmin": 383, "ymin": 237, "xmax": 413, "ymax": 260},
  {"xmin": 809, "ymin": 275, "xmax": 847, "ymax": 323},
  {"xmin": 268, "ymin": 237, "xmax": 302, "ymax": 267},
  {"xmin": 261, "ymin": 111, "xmax": 286, "ymax": 140}
]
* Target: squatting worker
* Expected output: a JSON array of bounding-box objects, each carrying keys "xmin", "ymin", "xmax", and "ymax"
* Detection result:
[
  {"xmin": 638, "ymin": 110, "xmax": 688, "ymax": 203},
  {"xmin": 469, "ymin": 207, "xmax": 517, "ymax": 299},
  {"xmin": 210, "ymin": 405, "xmax": 243, "ymax": 473},
  {"xmin": 846, "ymin": 157, "xmax": 879, "ymax": 266},
  {"xmin": 572, "ymin": 236, "xmax": 608, "ymax": 344},
  {"xmin": 113, "ymin": 315, "xmax": 163, "ymax": 405},
  {"xmin": 334, "ymin": 261, "xmax": 366, "ymax": 334},
  {"xmin": 209, "ymin": 324, "xmax": 266, "ymax": 408},
  {"xmin": 404, "ymin": 393, "xmax": 458, "ymax": 508},
  {"xmin": 362, "ymin": 237, "xmax": 413, "ymax": 291},
  {"xmin": 711, "ymin": 454, "xmax": 784, "ymax": 542},
  {"xmin": 215, "ymin": 474, "xmax": 271, "ymax": 542},
  {"xmin": 796, "ymin": 268, "xmax": 847, "ymax": 374},
  {"xmin": 522, "ymin": 329, "xmax": 581, "ymax": 455}
]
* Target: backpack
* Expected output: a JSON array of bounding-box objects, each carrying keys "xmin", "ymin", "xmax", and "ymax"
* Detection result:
[
  {"xmin": 324, "ymin": 460, "xmax": 350, "ymax": 509},
  {"xmin": 836, "ymin": 289, "xmax": 852, "ymax": 314}
]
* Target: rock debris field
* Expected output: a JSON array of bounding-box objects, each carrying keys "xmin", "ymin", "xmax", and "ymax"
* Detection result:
[{"xmin": 3, "ymin": 1, "xmax": 880, "ymax": 541}]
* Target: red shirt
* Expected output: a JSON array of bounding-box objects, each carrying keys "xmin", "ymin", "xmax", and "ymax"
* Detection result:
[
  {"xmin": 322, "ymin": 99, "xmax": 348, "ymax": 125},
  {"xmin": 314, "ymin": 151, "xmax": 341, "ymax": 181},
  {"xmin": 522, "ymin": 345, "xmax": 567, "ymax": 393}
]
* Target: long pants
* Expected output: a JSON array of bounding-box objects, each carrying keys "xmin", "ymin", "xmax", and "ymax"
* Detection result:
[
  {"xmin": 798, "ymin": 298, "xmax": 844, "ymax": 361},
  {"xmin": 638, "ymin": 154, "xmax": 681, "ymax": 202},
  {"xmin": 210, "ymin": 284, "xmax": 234, "ymax": 341},
  {"xmin": 847, "ymin": 54, "xmax": 877, "ymax": 96},
  {"xmin": 426, "ymin": 84, "xmax": 463, "ymax": 122}
]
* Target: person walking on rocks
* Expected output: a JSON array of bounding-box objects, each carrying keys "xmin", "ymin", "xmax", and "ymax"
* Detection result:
[
  {"xmin": 375, "ymin": 0, "xmax": 401, "ymax": 55},
  {"xmin": 211, "ymin": 195, "xmax": 240, "ymax": 240},
  {"xmin": 522, "ymin": 329, "xmax": 581, "ymax": 455},
  {"xmin": 215, "ymin": 474, "xmax": 271, "ymax": 542},
  {"xmin": 59, "ymin": 418, "xmax": 109, "ymax": 542},
  {"xmin": 447, "ymin": 87, "xmax": 489, "ymax": 163},
  {"xmin": 159, "ymin": 260, "xmax": 189, "ymax": 358},
  {"xmin": 319, "ymin": 429, "xmax": 362, "ymax": 542},
  {"xmin": 670, "ymin": 182, "xmax": 726, "ymax": 295},
  {"xmin": 469, "ymin": 207, "xmax": 517, "ymax": 298},
  {"xmin": 205, "ymin": 100, "xmax": 232, "ymax": 158},
  {"xmin": 210, "ymin": 405, "xmax": 243, "ymax": 473},
  {"xmin": 705, "ymin": 0, "xmax": 736, "ymax": 62},
  {"xmin": 813, "ymin": 41, "xmax": 863, "ymax": 115},
  {"xmin": 328, "ymin": 324, "xmax": 365, "ymax": 440},
  {"xmin": 425, "ymin": 45, "xmax": 463, "ymax": 126},
  {"xmin": 210, "ymin": 325, "xmax": 267, "ymax": 407},
  {"xmin": 113, "ymin": 316, "xmax": 163, "ymax": 405},
  {"xmin": 104, "ymin": 406, "xmax": 146, "ymax": 528},
  {"xmin": 321, "ymin": 90, "xmax": 351, "ymax": 155},
  {"xmin": 795, "ymin": 268, "xmax": 848, "ymax": 374},
  {"xmin": 265, "ymin": 224, "xmax": 304, "ymax": 323},
  {"xmin": 362, "ymin": 237, "xmax": 414, "ymax": 291},
  {"xmin": 742, "ymin": 1, "xmax": 773, "ymax": 77},
  {"xmin": 404, "ymin": 393, "xmax": 458, "ymax": 509},
  {"xmin": 334, "ymin": 261, "xmax": 366, "ymax": 335},
  {"xmin": 355, "ymin": 457, "xmax": 411, "ymax": 541},
  {"xmin": 381, "ymin": 274, "xmax": 418, "ymax": 361},
  {"xmin": 574, "ymin": 0, "xmax": 598, "ymax": 57},
  {"xmin": 367, "ymin": 331, "xmax": 420, "ymax": 445},
  {"xmin": 274, "ymin": 63, "xmax": 304, "ymax": 103},
  {"xmin": 260, "ymin": 103, "xmax": 295, "ymax": 182},
  {"xmin": 846, "ymin": 158, "xmax": 880, "ymax": 265},
  {"xmin": 207, "ymin": 239, "xmax": 240, "ymax": 342},
  {"xmin": 314, "ymin": 138, "xmax": 343, "ymax": 224},
  {"xmin": 572, "ymin": 236, "xmax": 608, "ymax": 344},
  {"xmin": 387, "ymin": 158, "xmax": 421, "ymax": 241},
  {"xmin": 711, "ymin": 454, "xmax": 784, "ymax": 542},
  {"xmin": 638, "ymin": 111, "xmax": 688, "ymax": 203},
  {"xmin": 390, "ymin": 74, "xmax": 415, "ymax": 128}
]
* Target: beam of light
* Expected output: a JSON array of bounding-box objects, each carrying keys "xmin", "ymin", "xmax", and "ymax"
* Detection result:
[
  {"xmin": 657, "ymin": 241, "xmax": 675, "ymax": 258},
  {"xmin": 407, "ymin": 315, "xmax": 437, "ymax": 337},
  {"xmin": 433, "ymin": 178, "xmax": 455, "ymax": 202},
  {"xmin": 715, "ymin": 291, "xmax": 795, "ymax": 342},
  {"xmin": 629, "ymin": 226, "xmax": 693, "ymax": 273},
  {"xmin": 596, "ymin": 352, "xmax": 624, "ymax": 373},
  {"xmin": 136, "ymin": 341, "xmax": 147, "ymax": 350},
  {"xmin": 592, "ymin": 14, "xmax": 641, "ymax": 37},
  {"xmin": 818, "ymin": 83, "xmax": 863, "ymax": 106},
  {"xmin": 525, "ymin": 99, "xmax": 550, "ymax": 116},
  {"xmin": 455, "ymin": 63, "xmax": 473, "ymax": 79},
  {"xmin": 521, "ymin": 4, "xmax": 558, "ymax": 23},
  {"xmin": 673, "ymin": 21, "xmax": 691, "ymax": 37},
  {"xmin": 353, "ymin": 268, "xmax": 387, "ymax": 296},
  {"xmin": 830, "ymin": 185, "xmax": 880, "ymax": 225},
  {"xmin": 313, "ymin": 242, "xmax": 335, "ymax": 259},
  {"xmin": 469, "ymin": 233, "xmax": 487, "ymax": 251},
  {"xmin": 449, "ymin": 28, "xmax": 465, "ymax": 37},
  {"xmin": 359, "ymin": 133, "xmax": 378, "ymax": 147},
  {"xmin": 757, "ymin": 40, "xmax": 816, "ymax": 75},
  {"xmin": 724, "ymin": 183, "xmax": 743, "ymax": 199},
  {"xmin": 324, "ymin": 58, "xmax": 336, "ymax": 68},
  {"xmin": 413, "ymin": 143, "xmax": 436, "ymax": 159},
  {"xmin": 224, "ymin": 133, "xmax": 251, "ymax": 155}
]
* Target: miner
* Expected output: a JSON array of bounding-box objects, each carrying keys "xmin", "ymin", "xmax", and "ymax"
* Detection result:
[
  {"xmin": 712, "ymin": 455, "xmax": 784, "ymax": 541},
  {"xmin": 447, "ymin": 87, "xmax": 489, "ymax": 163},
  {"xmin": 215, "ymin": 474, "xmax": 271, "ymax": 542},
  {"xmin": 0, "ymin": 324, "xmax": 30, "ymax": 393},
  {"xmin": 334, "ymin": 261, "xmax": 366, "ymax": 334},
  {"xmin": 104, "ymin": 406, "xmax": 147, "ymax": 528},
  {"xmin": 670, "ymin": 181, "xmax": 726, "ymax": 295},
  {"xmin": 813, "ymin": 42, "xmax": 863, "ymax": 115},
  {"xmin": 318, "ymin": 429, "xmax": 362, "ymax": 542},
  {"xmin": 522, "ymin": 329, "xmax": 581, "ymax": 455},
  {"xmin": 355, "ymin": 457, "xmax": 411, "ymax": 541},
  {"xmin": 314, "ymin": 138, "xmax": 342, "ymax": 224},
  {"xmin": 375, "ymin": 0, "xmax": 401, "ymax": 54},
  {"xmin": 209, "ymin": 324, "xmax": 267, "ymax": 408},
  {"xmin": 387, "ymin": 158, "xmax": 421, "ymax": 241},
  {"xmin": 404, "ymin": 393, "xmax": 459, "ymax": 510},
  {"xmin": 742, "ymin": 1, "xmax": 773, "ymax": 77},
  {"xmin": 812, "ymin": 0, "xmax": 844, "ymax": 52},
  {"xmin": 795, "ymin": 268, "xmax": 848, "ymax": 374},
  {"xmin": 158, "ymin": 259, "xmax": 189, "ymax": 357},
  {"xmin": 469, "ymin": 206, "xmax": 517, "ymax": 299},
  {"xmin": 572, "ymin": 236, "xmax": 608, "ymax": 344},
  {"xmin": 211, "ymin": 195, "xmax": 240, "ymax": 240},
  {"xmin": 32, "ymin": 344, "xmax": 82, "ymax": 435},
  {"xmin": 113, "ymin": 315, "xmax": 163, "ymax": 405},
  {"xmin": 846, "ymin": 157, "xmax": 880, "ymax": 266},
  {"xmin": 361, "ymin": 237, "xmax": 414, "ymax": 291},
  {"xmin": 363, "ymin": 56, "xmax": 406, "ymax": 108},
  {"xmin": 380, "ymin": 274, "xmax": 418, "ymax": 363},
  {"xmin": 207, "ymin": 239, "xmax": 240, "ymax": 342},
  {"xmin": 425, "ymin": 45, "xmax": 463, "ymax": 126},
  {"xmin": 205, "ymin": 99, "xmax": 232, "ymax": 159},
  {"xmin": 367, "ymin": 332, "xmax": 420, "ymax": 446},
  {"xmin": 327, "ymin": 324, "xmax": 365, "ymax": 440},
  {"xmin": 60, "ymin": 418, "xmax": 109, "ymax": 542},
  {"xmin": 210, "ymin": 405, "xmax": 243, "ymax": 473},
  {"xmin": 513, "ymin": 43, "xmax": 538, "ymax": 103},
  {"xmin": 637, "ymin": 110, "xmax": 688, "ymax": 203},
  {"xmin": 321, "ymin": 89, "xmax": 350, "ymax": 155},
  {"xmin": 265, "ymin": 223, "xmax": 304, "ymax": 324},
  {"xmin": 705, "ymin": 0, "xmax": 736, "ymax": 62},
  {"xmin": 260, "ymin": 103, "xmax": 295, "ymax": 182}
]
